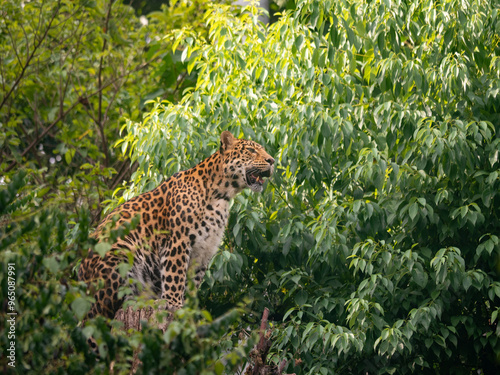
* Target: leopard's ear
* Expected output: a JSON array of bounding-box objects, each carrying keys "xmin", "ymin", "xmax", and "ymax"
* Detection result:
[{"xmin": 220, "ymin": 131, "xmax": 236, "ymax": 154}]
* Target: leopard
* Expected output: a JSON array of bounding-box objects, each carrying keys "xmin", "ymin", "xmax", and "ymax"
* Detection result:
[{"xmin": 78, "ymin": 131, "xmax": 274, "ymax": 351}]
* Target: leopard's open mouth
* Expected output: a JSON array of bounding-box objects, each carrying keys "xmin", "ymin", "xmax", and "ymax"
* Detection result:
[{"xmin": 245, "ymin": 168, "xmax": 271, "ymax": 192}]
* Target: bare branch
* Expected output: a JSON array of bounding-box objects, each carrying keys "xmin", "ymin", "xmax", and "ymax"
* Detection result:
[
  {"xmin": 103, "ymin": 74, "xmax": 125, "ymax": 125},
  {"xmin": 3, "ymin": 54, "xmax": 153, "ymax": 174},
  {"xmin": 0, "ymin": 1, "xmax": 61, "ymax": 111},
  {"xmin": 97, "ymin": 0, "xmax": 115, "ymax": 168},
  {"xmin": 4, "ymin": 77, "xmax": 112, "ymax": 173},
  {"xmin": 5, "ymin": 24, "xmax": 24, "ymax": 68},
  {"xmin": 110, "ymin": 160, "xmax": 138, "ymax": 191},
  {"xmin": 0, "ymin": 55, "xmax": 5, "ymax": 93}
]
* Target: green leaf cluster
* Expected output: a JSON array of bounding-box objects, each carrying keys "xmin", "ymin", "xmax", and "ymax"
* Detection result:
[
  {"xmin": 1, "ymin": 1, "xmax": 257, "ymax": 373},
  {"xmin": 0, "ymin": 170, "xmax": 253, "ymax": 374},
  {"xmin": 122, "ymin": 0, "xmax": 500, "ymax": 373},
  {"xmin": 0, "ymin": 0, "xmax": 210, "ymax": 222}
]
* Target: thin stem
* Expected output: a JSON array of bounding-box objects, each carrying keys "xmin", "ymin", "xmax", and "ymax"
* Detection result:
[
  {"xmin": 0, "ymin": 1, "xmax": 61, "ymax": 111},
  {"xmin": 97, "ymin": 0, "xmax": 115, "ymax": 168}
]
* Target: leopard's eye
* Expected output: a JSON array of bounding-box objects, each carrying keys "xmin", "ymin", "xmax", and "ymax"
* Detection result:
[{"xmin": 247, "ymin": 147, "xmax": 256, "ymax": 153}]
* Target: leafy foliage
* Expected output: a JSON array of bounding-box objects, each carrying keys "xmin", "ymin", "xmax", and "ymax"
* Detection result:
[
  {"xmin": 0, "ymin": 0, "xmax": 206, "ymax": 222},
  {"xmin": 2, "ymin": 0, "xmax": 500, "ymax": 373},
  {"xmin": 0, "ymin": 170, "xmax": 253, "ymax": 373},
  {"xmin": 121, "ymin": 0, "xmax": 500, "ymax": 373},
  {"xmin": 1, "ymin": 1, "xmax": 254, "ymax": 374}
]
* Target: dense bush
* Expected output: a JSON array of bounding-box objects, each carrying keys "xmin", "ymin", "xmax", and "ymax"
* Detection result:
[
  {"xmin": 0, "ymin": 0, "xmax": 208, "ymax": 221},
  {"xmin": 120, "ymin": 0, "xmax": 500, "ymax": 373},
  {"xmin": 0, "ymin": 171, "xmax": 253, "ymax": 372},
  {"xmin": 0, "ymin": 1, "xmax": 252, "ymax": 374}
]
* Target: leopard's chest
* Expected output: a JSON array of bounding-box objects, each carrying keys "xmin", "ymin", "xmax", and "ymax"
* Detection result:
[{"xmin": 190, "ymin": 200, "xmax": 230, "ymax": 269}]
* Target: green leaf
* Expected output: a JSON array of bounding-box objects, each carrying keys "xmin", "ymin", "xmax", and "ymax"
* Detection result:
[
  {"xmin": 295, "ymin": 290, "xmax": 308, "ymax": 306},
  {"xmin": 214, "ymin": 360, "xmax": 224, "ymax": 375},
  {"xmin": 492, "ymin": 309, "xmax": 499, "ymax": 324},
  {"xmin": 295, "ymin": 35, "xmax": 304, "ymax": 51},
  {"xmin": 409, "ymin": 203, "xmax": 418, "ymax": 221},
  {"xmin": 382, "ymin": 252, "xmax": 391, "ymax": 265},
  {"xmin": 94, "ymin": 242, "xmax": 112, "ymax": 257},
  {"xmin": 65, "ymin": 149, "xmax": 76, "ymax": 164},
  {"xmin": 353, "ymin": 200, "xmax": 361, "ymax": 213},
  {"xmin": 71, "ymin": 297, "xmax": 91, "ymax": 321},
  {"xmin": 283, "ymin": 307, "xmax": 296, "ymax": 321},
  {"xmin": 43, "ymin": 256, "xmax": 60, "ymax": 274},
  {"xmin": 463, "ymin": 276, "xmax": 472, "ymax": 292}
]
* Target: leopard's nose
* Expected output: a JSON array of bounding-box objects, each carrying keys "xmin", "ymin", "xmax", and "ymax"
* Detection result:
[{"xmin": 266, "ymin": 158, "xmax": 275, "ymax": 166}]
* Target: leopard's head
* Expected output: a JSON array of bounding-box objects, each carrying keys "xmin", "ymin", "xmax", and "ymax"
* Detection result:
[{"xmin": 219, "ymin": 131, "xmax": 274, "ymax": 193}]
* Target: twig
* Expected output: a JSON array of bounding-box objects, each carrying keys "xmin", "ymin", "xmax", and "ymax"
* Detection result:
[
  {"xmin": 278, "ymin": 359, "xmax": 288, "ymax": 373},
  {"xmin": 246, "ymin": 307, "xmax": 296, "ymax": 375},
  {"xmin": 0, "ymin": 1, "xmax": 61, "ymax": 111},
  {"xmin": 258, "ymin": 307, "xmax": 270, "ymax": 349},
  {"xmin": 4, "ymin": 77, "xmax": 116, "ymax": 173},
  {"xmin": 5, "ymin": 23, "xmax": 24, "ymax": 68},
  {"xmin": 3, "ymin": 41, "xmax": 157, "ymax": 172},
  {"xmin": 97, "ymin": 0, "xmax": 115, "ymax": 168},
  {"xmin": 269, "ymin": 178, "xmax": 293, "ymax": 212},
  {"xmin": 0, "ymin": 55, "xmax": 6, "ymax": 94},
  {"xmin": 110, "ymin": 160, "xmax": 136, "ymax": 190},
  {"xmin": 172, "ymin": 71, "xmax": 188, "ymax": 98}
]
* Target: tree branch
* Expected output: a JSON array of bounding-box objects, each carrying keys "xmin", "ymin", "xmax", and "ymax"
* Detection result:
[
  {"xmin": 5, "ymin": 24, "xmax": 24, "ymax": 69},
  {"xmin": 3, "ymin": 45, "xmax": 157, "ymax": 173},
  {"xmin": 0, "ymin": 1, "xmax": 61, "ymax": 111},
  {"xmin": 4, "ymin": 74, "xmax": 123, "ymax": 173},
  {"xmin": 97, "ymin": 0, "xmax": 115, "ymax": 168},
  {"xmin": 110, "ymin": 161, "xmax": 138, "ymax": 191}
]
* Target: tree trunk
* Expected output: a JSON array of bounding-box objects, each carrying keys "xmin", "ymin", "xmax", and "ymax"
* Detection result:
[{"xmin": 112, "ymin": 305, "xmax": 176, "ymax": 374}]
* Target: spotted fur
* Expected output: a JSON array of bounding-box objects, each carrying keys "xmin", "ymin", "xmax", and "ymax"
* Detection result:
[{"xmin": 78, "ymin": 131, "xmax": 274, "ymax": 349}]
